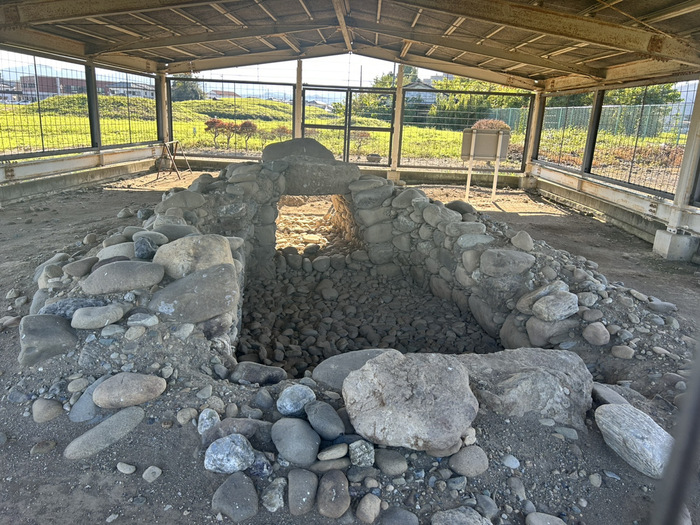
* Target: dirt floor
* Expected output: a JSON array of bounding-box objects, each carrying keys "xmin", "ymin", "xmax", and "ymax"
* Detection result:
[{"xmin": 0, "ymin": 167, "xmax": 698, "ymax": 525}]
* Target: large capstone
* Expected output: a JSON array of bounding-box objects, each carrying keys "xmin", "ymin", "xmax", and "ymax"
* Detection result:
[
  {"xmin": 342, "ymin": 350, "xmax": 478, "ymax": 451},
  {"xmin": 281, "ymin": 156, "xmax": 361, "ymax": 195}
]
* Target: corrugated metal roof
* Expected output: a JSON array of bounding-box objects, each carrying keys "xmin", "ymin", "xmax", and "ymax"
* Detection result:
[{"xmin": 1, "ymin": 0, "xmax": 699, "ymax": 91}]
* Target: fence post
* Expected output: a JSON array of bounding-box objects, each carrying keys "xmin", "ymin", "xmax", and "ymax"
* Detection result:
[
  {"xmin": 294, "ymin": 59, "xmax": 303, "ymax": 139},
  {"xmin": 85, "ymin": 62, "xmax": 102, "ymax": 149},
  {"xmin": 582, "ymin": 89, "xmax": 604, "ymax": 174},
  {"xmin": 388, "ymin": 64, "xmax": 404, "ymax": 182},
  {"xmin": 524, "ymin": 92, "xmax": 544, "ymax": 175},
  {"xmin": 155, "ymin": 73, "xmax": 170, "ymax": 143}
]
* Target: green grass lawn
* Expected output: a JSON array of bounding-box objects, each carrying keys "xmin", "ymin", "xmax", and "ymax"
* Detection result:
[{"xmin": 0, "ymin": 94, "xmax": 687, "ymax": 190}]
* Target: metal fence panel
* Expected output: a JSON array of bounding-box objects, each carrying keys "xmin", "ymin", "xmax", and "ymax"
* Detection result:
[
  {"xmin": 170, "ymin": 79, "xmax": 294, "ymax": 159},
  {"xmin": 538, "ymin": 82, "xmax": 697, "ymax": 197},
  {"xmin": 0, "ymin": 50, "xmax": 92, "ymax": 159},
  {"xmin": 96, "ymin": 68, "xmax": 157, "ymax": 147},
  {"xmin": 538, "ymin": 99, "xmax": 592, "ymax": 171},
  {"xmin": 591, "ymin": 83, "xmax": 696, "ymax": 195},
  {"xmin": 399, "ymin": 89, "xmax": 531, "ymax": 171}
]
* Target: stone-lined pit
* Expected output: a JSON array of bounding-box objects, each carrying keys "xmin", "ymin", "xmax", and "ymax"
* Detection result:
[{"xmin": 11, "ymin": 139, "xmax": 694, "ymax": 525}]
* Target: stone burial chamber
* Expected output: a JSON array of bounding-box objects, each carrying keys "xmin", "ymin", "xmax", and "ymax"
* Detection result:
[{"xmin": 13, "ymin": 138, "xmax": 687, "ymax": 524}]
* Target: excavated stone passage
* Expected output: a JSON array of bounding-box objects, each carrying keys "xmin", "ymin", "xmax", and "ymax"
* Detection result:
[{"xmin": 10, "ymin": 138, "xmax": 694, "ymax": 525}]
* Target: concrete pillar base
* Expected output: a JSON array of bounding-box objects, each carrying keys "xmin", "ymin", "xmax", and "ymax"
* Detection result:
[
  {"xmin": 653, "ymin": 229, "xmax": 700, "ymax": 261},
  {"xmin": 387, "ymin": 170, "xmax": 401, "ymax": 183}
]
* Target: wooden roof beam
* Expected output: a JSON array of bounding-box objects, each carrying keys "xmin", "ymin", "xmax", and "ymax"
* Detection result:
[
  {"xmin": 349, "ymin": 18, "xmax": 606, "ymax": 78},
  {"xmin": 0, "ymin": 0, "xmax": 226, "ymax": 28},
  {"xmin": 332, "ymin": 0, "xmax": 353, "ymax": 51},
  {"xmin": 393, "ymin": 0, "xmax": 700, "ymax": 67},
  {"xmin": 355, "ymin": 45, "xmax": 538, "ymax": 90},
  {"xmin": 88, "ymin": 22, "xmax": 336, "ymax": 55}
]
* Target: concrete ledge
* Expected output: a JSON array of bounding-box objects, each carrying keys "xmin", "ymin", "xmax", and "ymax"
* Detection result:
[
  {"xmin": 537, "ymin": 179, "xmax": 665, "ymax": 243},
  {"xmin": 0, "ymin": 159, "xmax": 156, "ymax": 205}
]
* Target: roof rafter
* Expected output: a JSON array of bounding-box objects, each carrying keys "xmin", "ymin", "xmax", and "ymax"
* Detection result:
[
  {"xmin": 0, "ymin": 0, "xmax": 232, "ymax": 28},
  {"xmin": 355, "ymin": 45, "xmax": 537, "ymax": 90},
  {"xmin": 393, "ymin": 0, "xmax": 700, "ymax": 67},
  {"xmin": 88, "ymin": 21, "xmax": 336, "ymax": 55},
  {"xmin": 332, "ymin": 0, "xmax": 353, "ymax": 51},
  {"xmin": 166, "ymin": 42, "xmax": 350, "ymax": 73},
  {"xmin": 348, "ymin": 17, "xmax": 606, "ymax": 78}
]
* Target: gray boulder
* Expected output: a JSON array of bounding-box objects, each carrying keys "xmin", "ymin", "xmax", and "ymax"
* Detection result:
[
  {"xmin": 230, "ymin": 362, "xmax": 287, "ymax": 385},
  {"xmin": 480, "ymin": 249, "xmax": 536, "ymax": 277},
  {"xmin": 262, "ymin": 138, "xmax": 335, "ymax": 162},
  {"xmin": 531, "ymin": 291, "xmax": 580, "ymax": 322},
  {"xmin": 63, "ymin": 407, "xmax": 144, "ymax": 460},
  {"xmin": 81, "ymin": 261, "xmax": 164, "ymax": 295},
  {"xmin": 431, "ymin": 506, "xmax": 492, "ymax": 525},
  {"xmin": 595, "ymin": 404, "xmax": 673, "ymax": 479},
  {"xmin": 18, "ymin": 315, "xmax": 78, "ymax": 366},
  {"xmin": 153, "ymin": 234, "xmax": 234, "ymax": 279},
  {"xmin": 312, "ymin": 349, "xmax": 389, "ymax": 390},
  {"xmin": 460, "ymin": 348, "xmax": 592, "ymax": 428},
  {"xmin": 149, "ymin": 263, "xmax": 239, "ymax": 323},
  {"xmin": 343, "ymin": 350, "xmax": 478, "ymax": 451},
  {"xmin": 271, "ymin": 418, "xmax": 320, "ymax": 467},
  {"xmin": 154, "ymin": 190, "xmax": 205, "ymax": 214},
  {"xmin": 211, "ymin": 472, "xmax": 259, "ymax": 522}
]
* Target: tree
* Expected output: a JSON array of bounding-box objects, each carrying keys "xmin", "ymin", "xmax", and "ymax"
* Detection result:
[
  {"xmin": 204, "ymin": 118, "xmax": 225, "ymax": 147},
  {"xmin": 273, "ymin": 125, "xmax": 291, "ymax": 142},
  {"xmin": 238, "ymin": 121, "xmax": 258, "ymax": 151},
  {"xmin": 171, "ymin": 74, "xmax": 204, "ymax": 102},
  {"xmin": 372, "ymin": 66, "xmax": 419, "ymax": 88},
  {"xmin": 220, "ymin": 121, "xmax": 239, "ymax": 149},
  {"xmin": 425, "ymin": 77, "xmax": 530, "ymax": 130},
  {"xmin": 545, "ymin": 84, "xmax": 682, "ymax": 107}
]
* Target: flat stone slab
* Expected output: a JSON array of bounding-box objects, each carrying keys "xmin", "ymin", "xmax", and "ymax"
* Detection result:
[
  {"xmin": 18, "ymin": 314, "xmax": 78, "ymax": 367},
  {"xmin": 92, "ymin": 372, "xmax": 167, "ymax": 408},
  {"xmin": 81, "ymin": 261, "xmax": 164, "ymax": 295},
  {"xmin": 312, "ymin": 349, "xmax": 389, "ymax": 390},
  {"xmin": 149, "ymin": 263, "xmax": 239, "ymax": 323},
  {"xmin": 63, "ymin": 406, "xmax": 145, "ymax": 460},
  {"xmin": 343, "ymin": 350, "xmax": 478, "ymax": 451}
]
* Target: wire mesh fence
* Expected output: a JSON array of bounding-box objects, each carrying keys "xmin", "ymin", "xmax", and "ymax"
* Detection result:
[
  {"xmin": 539, "ymin": 82, "xmax": 697, "ymax": 196},
  {"xmin": 590, "ymin": 83, "xmax": 696, "ymax": 195},
  {"xmin": 96, "ymin": 68, "xmax": 157, "ymax": 147},
  {"xmin": 0, "ymin": 50, "xmax": 92, "ymax": 159},
  {"xmin": 171, "ymin": 78, "xmax": 294, "ymax": 158},
  {"xmin": 399, "ymin": 89, "xmax": 531, "ymax": 170},
  {"xmin": 538, "ymin": 96, "xmax": 592, "ymax": 171}
]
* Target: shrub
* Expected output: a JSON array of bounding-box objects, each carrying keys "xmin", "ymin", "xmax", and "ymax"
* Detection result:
[{"xmin": 471, "ymin": 119, "xmax": 511, "ymax": 131}]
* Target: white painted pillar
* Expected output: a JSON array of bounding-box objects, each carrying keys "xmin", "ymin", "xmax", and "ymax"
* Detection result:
[
  {"xmin": 388, "ymin": 64, "xmax": 404, "ymax": 182},
  {"xmin": 653, "ymin": 83, "xmax": 700, "ymax": 260},
  {"xmin": 294, "ymin": 59, "xmax": 303, "ymax": 139}
]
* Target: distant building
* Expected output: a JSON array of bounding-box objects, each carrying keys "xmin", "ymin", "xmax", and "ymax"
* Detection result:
[
  {"xmin": 305, "ymin": 99, "xmax": 333, "ymax": 112},
  {"xmin": 206, "ymin": 89, "xmax": 240, "ymax": 100},
  {"xmin": 109, "ymin": 81, "xmax": 155, "ymax": 98},
  {"xmin": 0, "ymin": 81, "xmax": 20, "ymax": 103},
  {"xmin": 404, "ymin": 81, "xmax": 437, "ymax": 105},
  {"xmin": 427, "ymin": 73, "xmax": 454, "ymax": 85},
  {"xmin": 18, "ymin": 75, "xmax": 112, "ymax": 101}
]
